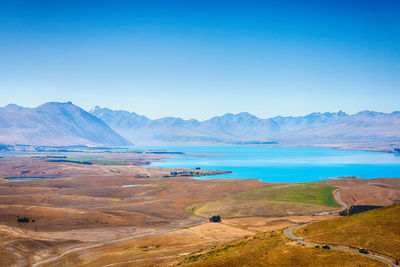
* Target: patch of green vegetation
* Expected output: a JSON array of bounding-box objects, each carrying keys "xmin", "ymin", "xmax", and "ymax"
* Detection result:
[
  {"xmin": 85, "ymin": 158, "xmax": 130, "ymax": 165},
  {"xmin": 45, "ymin": 156, "xmax": 134, "ymax": 166},
  {"xmin": 232, "ymin": 184, "xmax": 341, "ymax": 208},
  {"xmin": 186, "ymin": 184, "xmax": 340, "ymax": 218},
  {"xmin": 185, "ymin": 205, "xmax": 199, "ymax": 216},
  {"xmin": 190, "ymin": 199, "xmax": 334, "ymax": 218},
  {"xmin": 45, "ymin": 159, "xmax": 93, "ymax": 165}
]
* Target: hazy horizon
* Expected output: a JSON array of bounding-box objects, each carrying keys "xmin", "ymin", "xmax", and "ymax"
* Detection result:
[
  {"xmin": 1, "ymin": 1, "xmax": 399, "ymax": 120},
  {"xmin": 2, "ymin": 101, "xmax": 400, "ymax": 121}
]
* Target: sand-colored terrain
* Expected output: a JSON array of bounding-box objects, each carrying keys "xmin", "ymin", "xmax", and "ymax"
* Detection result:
[
  {"xmin": 36, "ymin": 215, "xmax": 339, "ymax": 266},
  {"xmin": 0, "ymin": 154, "xmax": 399, "ymax": 266},
  {"xmin": 222, "ymin": 215, "xmax": 336, "ymax": 233},
  {"xmin": 0, "ymin": 155, "xmax": 265, "ymax": 266},
  {"xmin": 317, "ymin": 177, "xmax": 400, "ymax": 206},
  {"xmin": 0, "ymin": 156, "xmax": 228, "ymax": 179},
  {"xmin": 39, "ymin": 222, "xmax": 254, "ymax": 267}
]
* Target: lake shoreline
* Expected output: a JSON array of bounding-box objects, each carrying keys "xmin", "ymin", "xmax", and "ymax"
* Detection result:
[{"xmin": 145, "ymin": 145, "xmax": 400, "ymax": 183}]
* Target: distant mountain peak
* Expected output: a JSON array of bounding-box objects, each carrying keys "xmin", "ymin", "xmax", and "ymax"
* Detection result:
[
  {"xmin": 337, "ymin": 110, "xmax": 348, "ymax": 116},
  {"xmin": 320, "ymin": 111, "xmax": 348, "ymax": 117},
  {"xmin": 0, "ymin": 102, "xmax": 132, "ymax": 146},
  {"xmin": 236, "ymin": 112, "xmax": 259, "ymax": 119},
  {"xmin": 3, "ymin": 104, "xmax": 23, "ymax": 110},
  {"xmin": 40, "ymin": 101, "xmax": 73, "ymax": 106},
  {"xmin": 37, "ymin": 101, "xmax": 76, "ymax": 110},
  {"xmin": 91, "ymin": 106, "xmax": 144, "ymax": 117},
  {"xmin": 356, "ymin": 110, "xmax": 382, "ymax": 117},
  {"xmin": 91, "ymin": 105, "xmax": 103, "ymax": 112}
]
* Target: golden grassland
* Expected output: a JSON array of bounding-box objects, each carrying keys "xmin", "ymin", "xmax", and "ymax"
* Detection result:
[
  {"xmin": 296, "ymin": 204, "xmax": 400, "ymax": 259},
  {"xmin": 0, "ymin": 224, "xmax": 80, "ymax": 267},
  {"xmin": 316, "ymin": 177, "xmax": 400, "ymax": 206},
  {"xmin": 167, "ymin": 230, "xmax": 385, "ymax": 267},
  {"xmin": 0, "ymin": 157, "xmax": 265, "ymax": 266},
  {"xmin": 1, "ymin": 155, "xmax": 399, "ymax": 267},
  {"xmin": 38, "ymin": 217, "xmax": 379, "ymax": 267},
  {"xmin": 186, "ymin": 184, "xmax": 339, "ymax": 218},
  {"xmin": 221, "ymin": 215, "xmax": 335, "ymax": 233},
  {"xmin": 33, "ymin": 214, "xmax": 335, "ymax": 267},
  {"xmin": 40, "ymin": 222, "xmax": 254, "ymax": 267}
]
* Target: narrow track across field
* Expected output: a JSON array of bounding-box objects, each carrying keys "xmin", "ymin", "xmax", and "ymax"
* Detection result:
[{"xmin": 284, "ymin": 189, "xmax": 396, "ymax": 267}]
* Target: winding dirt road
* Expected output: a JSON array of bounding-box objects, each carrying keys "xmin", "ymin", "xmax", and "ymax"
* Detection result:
[
  {"xmin": 32, "ymin": 219, "xmax": 208, "ymax": 267},
  {"xmin": 335, "ymin": 188, "xmax": 348, "ymax": 209},
  {"xmin": 284, "ymin": 224, "xmax": 396, "ymax": 266},
  {"xmin": 284, "ymin": 189, "xmax": 396, "ymax": 267}
]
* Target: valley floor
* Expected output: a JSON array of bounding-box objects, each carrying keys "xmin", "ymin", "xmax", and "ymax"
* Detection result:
[{"xmin": 0, "ymin": 152, "xmax": 399, "ymax": 266}]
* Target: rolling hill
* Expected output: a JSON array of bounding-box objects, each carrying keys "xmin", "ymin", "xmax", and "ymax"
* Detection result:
[
  {"xmin": 170, "ymin": 229, "xmax": 385, "ymax": 267},
  {"xmin": 186, "ymin": 184, "xmax": 340, "ymax": 218},
  {"xmin": 295, "ymin": 204, "xmax": 400, "ymax": 259}
]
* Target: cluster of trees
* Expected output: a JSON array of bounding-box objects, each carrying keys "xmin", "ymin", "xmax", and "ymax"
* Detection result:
[{"xmin": 169, "ymin": 171, "xmax": 202, "ymax": 176}]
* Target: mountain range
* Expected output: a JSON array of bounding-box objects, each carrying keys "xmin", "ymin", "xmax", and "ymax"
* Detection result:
[
  {"xmin": 91, "ymin": 106, "xmax": 400, "ymax": 150},
  {"xmin": 1, "ymin": 102, "xmax": 399, "ymax": 151},
  {"xmin": 0, "ymin": 102, "xmax": 132, "ymax": 146}
]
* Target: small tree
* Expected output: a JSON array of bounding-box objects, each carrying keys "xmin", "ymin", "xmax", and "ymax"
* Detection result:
[{"xmin": 209, "ymin": 215, "xmax": 221, "ymax": 223}]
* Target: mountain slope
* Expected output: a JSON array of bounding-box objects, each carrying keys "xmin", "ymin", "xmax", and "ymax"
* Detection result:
[
  {"xmin": 0, "ymin": 102, "xmax": 132, "ymax": 146},
  {"xmin": 91, "ymin": 107, "xmax": 400, "ymax": 148}
]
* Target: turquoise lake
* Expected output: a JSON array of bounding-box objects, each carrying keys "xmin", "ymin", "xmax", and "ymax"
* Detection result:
[
  {"xmin": 137, "ymin": 146, "xmax": 400, "ymax": 183},
  {"xmin": 6, "ymin": 177, "xmax": 54, "ymax": 182}
]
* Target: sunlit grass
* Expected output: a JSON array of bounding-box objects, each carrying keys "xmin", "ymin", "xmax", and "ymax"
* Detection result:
[
  {"xmin": 296, "ymin": 204, "xmax": 400, "ymax": 259},
  {"xmin": 187, "ymin": 184, "xmax": 340, "ymax": 218},
  {"xmin": 174, "ymin": 231, "xmax": 384, "ymax": 266},
  {"xmin": 233, "ymin": 184, "xmax": 340, "ymax": 208}
]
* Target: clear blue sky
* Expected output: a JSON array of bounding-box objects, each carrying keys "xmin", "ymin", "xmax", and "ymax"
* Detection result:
[{"xmin": 0, "ymin": 0, "xmax": 399, "ymax": 120}]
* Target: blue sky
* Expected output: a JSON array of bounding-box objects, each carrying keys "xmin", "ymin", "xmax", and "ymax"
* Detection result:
[{"xmin": 0, "ymin": 0, "xmax": 399, "ymax": 119}]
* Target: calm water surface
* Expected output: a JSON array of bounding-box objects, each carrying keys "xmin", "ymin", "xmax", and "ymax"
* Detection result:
[
  {"xmin": 122, "ymin": 184, "xmax": 141, "ymax": 188},
  {"xmin": 136, "ymin": 146, "xmax": 400, "ymax": 183},
  {"xmin": 6, "ymin": 177, "xmax": 54, "ymax": 182}
]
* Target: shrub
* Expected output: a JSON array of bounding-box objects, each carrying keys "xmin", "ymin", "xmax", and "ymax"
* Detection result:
[{"xmin": 17, "ymin": 217, "xmax": 29, "ymax": 223}]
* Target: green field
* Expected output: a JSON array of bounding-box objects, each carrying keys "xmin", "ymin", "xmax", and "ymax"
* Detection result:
[
  {"xmin": 186, "ymin": 184, "xmax": 340, "ymax": 218},
  {"xmin": 233, "ymin": 184, "xmax": 341, "ymax": 208},
  {"xmin": 295, "ymin": 204, "xmax": 400, "ymax": 259},
  {"xmin": 45, "ymin": 156, "xmax": 136, "ymax": 165}
]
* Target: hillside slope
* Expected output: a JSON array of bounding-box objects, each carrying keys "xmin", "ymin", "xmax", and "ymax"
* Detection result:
[
  {"xmin": 169, "ymin": 230, "xmax": 384, "ymax": 267},
  {"xmin": 0, "ymin": 102, "xmax": 132, "ymax": 146},
  {"xmin": 296, "ymin": 204, "xmax": 400, "ymax": 259}
]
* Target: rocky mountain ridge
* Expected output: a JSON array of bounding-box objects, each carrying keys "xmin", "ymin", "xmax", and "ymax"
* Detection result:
[
  {"xmin": 91, "ymin": 106, "xmax": 400, "ymax": 151},
  {"xmin": 0, "ymin": 102, "xmax": 132, "ymax": 146}
]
